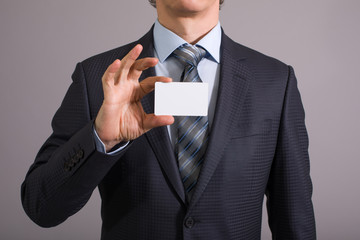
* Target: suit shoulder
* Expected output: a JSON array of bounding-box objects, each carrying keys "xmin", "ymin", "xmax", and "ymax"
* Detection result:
[
  {"xmin": 223, "ymin": 34, "xmax": 289, "ymax": 71},
  {"xmin": 80, "ymin": 41, "xmax": 138, "ymax": 69},
  {"xmin": 79, "ymin": 28, "xmax": 153, "ymax": 70},
  {"xmin": 78, "ymin": 27, "xmax": 154, "ymax": 77}
]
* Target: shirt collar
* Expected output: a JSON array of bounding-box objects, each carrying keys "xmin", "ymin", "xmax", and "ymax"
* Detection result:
[{"xmin": 153, "ymin": 19, "xmax": 221, "ymax": 63}]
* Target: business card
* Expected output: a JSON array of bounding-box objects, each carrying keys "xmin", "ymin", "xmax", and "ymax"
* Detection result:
[{"xmin": 154, "ymin": 82, "xmax": 208, "ymax": 116}]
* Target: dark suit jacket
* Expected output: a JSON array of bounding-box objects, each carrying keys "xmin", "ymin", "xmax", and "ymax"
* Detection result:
[{"xmin": 21, "ymin": 27, "xmax": 316, "ymax": 239}]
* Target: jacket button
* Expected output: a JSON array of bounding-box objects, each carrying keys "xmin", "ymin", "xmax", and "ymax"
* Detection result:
[
  {"xmin": 64, "ymin": 163, "xmax": 71, "ymax": 172},
  {"xmin": 73, "ymin": 155, "xmax": 80, "ymax": 163},
  {"xmin": 184, "ymin": 217, "xmax": 195, "ymax": 229},
  {"xmin": 77, "ymin": 149, "xmax": 84, "ymax": 159},
  {"xmin": 69, "ymin": 159, "xmax": 75, "ymax": 167}
]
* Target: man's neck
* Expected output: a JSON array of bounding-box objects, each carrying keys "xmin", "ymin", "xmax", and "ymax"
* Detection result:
[{"xmin": 157, "ymin": 5, "xmax": 219, "ymax": 44}]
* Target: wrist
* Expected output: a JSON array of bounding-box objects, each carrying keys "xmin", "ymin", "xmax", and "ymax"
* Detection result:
[{"xmin": 103, "ymin": 140, "xmax": 121, "ymax": 152}]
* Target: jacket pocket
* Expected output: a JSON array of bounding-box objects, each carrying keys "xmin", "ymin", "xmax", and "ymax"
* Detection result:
[{"xmin": 230, "ymin": 119, "xmax": 272, "ymax": 139}]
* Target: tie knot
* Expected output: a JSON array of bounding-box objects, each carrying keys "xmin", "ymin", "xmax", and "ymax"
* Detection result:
[{"xmin": 173, "ymin": 44, "xmax": 206, "ymax": 67}]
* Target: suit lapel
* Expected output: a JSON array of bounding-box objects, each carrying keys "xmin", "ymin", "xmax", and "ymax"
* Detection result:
[
  {"xmin": 137, "ymin": 29, "xmax": 186, "ymax": 204},
  {"xmin": 189, "ymin": 32, "xmax": 252, "ymax": 207},
  {"xmin": 134, "ymin": 29, "xmax": 253, "ymax": 206}
]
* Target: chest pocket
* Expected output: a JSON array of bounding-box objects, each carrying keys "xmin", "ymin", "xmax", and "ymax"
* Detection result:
[{"xmin": 231, "ymin": 119, "xmax": 272, "ymax": 139}]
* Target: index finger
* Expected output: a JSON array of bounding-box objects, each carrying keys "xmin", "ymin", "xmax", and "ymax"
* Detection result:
[
  {"xmin": 138, "ymin": 76, "xmax": 172, "ymax": 99},
  {"xmin": 128, "ymin": 57, "xmax": 159, "ymax": 80}
]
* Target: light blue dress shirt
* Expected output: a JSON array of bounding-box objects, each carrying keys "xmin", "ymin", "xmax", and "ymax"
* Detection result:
[
  {"xmin": 94, "ymin": 20, "xmax": 222, "ymax": 154},
  {"xmin": 153, "ymin": 20, "xmax": 221, "ymax": 147}
]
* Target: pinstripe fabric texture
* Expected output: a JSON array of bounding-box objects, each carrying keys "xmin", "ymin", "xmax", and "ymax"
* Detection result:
[{"xmin": 173, "ymin": 45, "xmax": 208, "ymax": 201}]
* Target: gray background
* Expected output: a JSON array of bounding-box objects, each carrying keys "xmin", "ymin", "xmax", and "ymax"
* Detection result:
[{"xmin": 1, "ymin": 0, "xmax": 359, "ymax": 239}]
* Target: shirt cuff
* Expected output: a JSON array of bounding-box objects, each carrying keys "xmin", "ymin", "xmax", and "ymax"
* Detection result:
[{"xmin": 93, "ymin": 126, "xmax": 129, "ymax": 155}]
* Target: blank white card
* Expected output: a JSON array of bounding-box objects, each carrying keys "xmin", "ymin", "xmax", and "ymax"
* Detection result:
[{"xmin": 154, "ymin": 82, "xmax": 208, "ymax": 116}]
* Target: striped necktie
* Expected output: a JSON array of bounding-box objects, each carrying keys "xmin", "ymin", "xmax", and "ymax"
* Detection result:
[{"xmin": 173, "ymin": 44, "xmax": 209, "ymax": 201}]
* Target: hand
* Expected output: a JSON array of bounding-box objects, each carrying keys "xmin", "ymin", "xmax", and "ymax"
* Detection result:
[{"xmin": 95, "ymin": 44, "xmax": 174, "ymax": 151}]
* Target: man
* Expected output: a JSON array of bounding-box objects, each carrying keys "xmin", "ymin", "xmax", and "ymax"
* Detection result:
[{"xmin": 21, "ymin": 0, "xmax": 316, "ymax": 239}]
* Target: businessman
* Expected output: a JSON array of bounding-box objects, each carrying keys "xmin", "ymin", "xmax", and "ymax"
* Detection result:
[{"xmin": 21, "ymin": 0, "xmax": 316, "ymax": 239}]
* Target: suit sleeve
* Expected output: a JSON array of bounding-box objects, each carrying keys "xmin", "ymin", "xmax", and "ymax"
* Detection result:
[
  {"xmin": 266, "ymin": 66, "xmax": 316, "ymax": 239},
  {"xmin": 21, "ymin": 62, "xmax": 124, "ymax": 227}
]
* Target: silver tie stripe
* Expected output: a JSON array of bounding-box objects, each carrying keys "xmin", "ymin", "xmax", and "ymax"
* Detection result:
[{"xmin": 173, "ymin": 44, "xmax": 209, "ymax": 201}]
